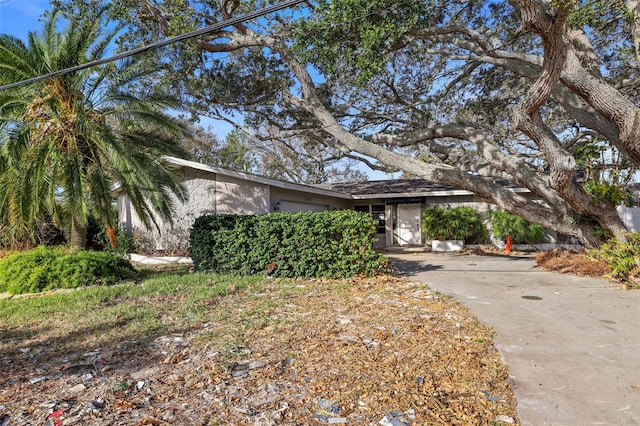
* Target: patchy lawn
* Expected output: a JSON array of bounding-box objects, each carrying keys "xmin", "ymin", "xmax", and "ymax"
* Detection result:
[{"xmin": 0, "ymin": 272, "xmax": 518, "ymax": 425}]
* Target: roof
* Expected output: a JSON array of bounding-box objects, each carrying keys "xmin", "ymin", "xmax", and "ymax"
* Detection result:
[
  {"xmin": 163, "ymin": 156, "xmax": 352, "ymax": 199},
  {"xmin": 143, "ymin": 157, "xmax": 528, "ymax": 201},
  {"xmin": 324, "ymin": 179, "xmax": 472, "ymax": 199},
  {"xmin": 323, "ymin": 178, "xmax": 527, "ymax": 199}
]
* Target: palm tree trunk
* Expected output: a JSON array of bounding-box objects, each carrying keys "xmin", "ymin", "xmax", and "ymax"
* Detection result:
[{"xmin": 70, "ymin": 214, "xmax": 87, "ymax": 249}]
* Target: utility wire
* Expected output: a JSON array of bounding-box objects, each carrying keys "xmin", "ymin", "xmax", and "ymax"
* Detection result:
[{"xmin": 0, "ymin": 0, "xmax": 306, "ymax": 91}]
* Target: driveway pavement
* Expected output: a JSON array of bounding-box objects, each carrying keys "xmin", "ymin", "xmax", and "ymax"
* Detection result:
[{"xmin": 389, "ymin": 252, "xmax": 640, "ymax": 425}]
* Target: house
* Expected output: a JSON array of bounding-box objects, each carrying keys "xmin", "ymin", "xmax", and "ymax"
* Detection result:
[{"xmin": 116, "ymin": 156, "xmax": 540, "ymax": 249}]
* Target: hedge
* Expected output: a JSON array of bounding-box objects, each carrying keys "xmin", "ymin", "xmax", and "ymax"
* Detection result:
[
  {"xmin": 490, "ymin": 210, "xmax": 546, "ymax": 245},
  {"xmin": 422, "ymin": 206, "xmax": 488, "ymax": 243},
  {"xmin": 0, "ymin": 246, "xmax": 135, "ymax": 295},
  {"xmin": 190, "ymin": 210, "xmax": 389, "ymax": 278}
]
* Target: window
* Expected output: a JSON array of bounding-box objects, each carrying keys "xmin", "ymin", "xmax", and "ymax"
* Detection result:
[{"xmin": 354, "ymin": 204, "xmax": 386, "ymax": 234}]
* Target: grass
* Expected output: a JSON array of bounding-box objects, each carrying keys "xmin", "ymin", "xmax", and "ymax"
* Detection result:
[{"xmin": 0, "ymin": 272, "xmax": 260, "ymax": 354}]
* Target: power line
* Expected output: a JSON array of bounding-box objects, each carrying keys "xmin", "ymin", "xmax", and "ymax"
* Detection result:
[{"xmin": 0, "ymin": 0, "xmax": 306, "ymax": 91}]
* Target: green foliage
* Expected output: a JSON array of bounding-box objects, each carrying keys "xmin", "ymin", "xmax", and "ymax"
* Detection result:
[
  {"xmin": 590, "ymin": 233, "xmax": 640, "ymax": 287},
  {"xmin": 421, "ymin": 206, "xmax": 488, "ymax": 243},
  {"xmin": 294, "ymin": 0, "xmax": 430, "ymax": 84},
  {"xmin": 190, "ymin": 211, "xmax": 389, "ymax": 278},
  {"xmin": 584, "ymin": 181, "xmax": 631, "ymax": 206},
  {"xmin": 490, "ymin": 210, "xmax": 546, "ymax": 245},
  {"xmin": 85, "ymin": 214, "xmax": 136, "ymax": 255},
  {"xmin": 0, "ymin": 246, "xmax": 135, "ymax": 295}
]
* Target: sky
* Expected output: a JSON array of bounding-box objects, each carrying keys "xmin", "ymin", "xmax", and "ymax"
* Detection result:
[{"xmin": 0, "ymin": 0, "xmax": 49, "ymax": 40}]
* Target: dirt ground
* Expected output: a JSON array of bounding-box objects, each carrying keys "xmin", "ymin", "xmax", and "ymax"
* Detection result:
[{"xmin": 0, "ymin": 275, "xmax": 518, "ymax": 425}]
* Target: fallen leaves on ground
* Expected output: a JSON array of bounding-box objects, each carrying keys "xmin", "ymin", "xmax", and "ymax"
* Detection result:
[
  {"xmin": 535, "ymin": 249, "xmax": 610, "ymax": 279},
  {"xmin": 1, "ymin": 275, "xmax": 518, "ymax": 425}
]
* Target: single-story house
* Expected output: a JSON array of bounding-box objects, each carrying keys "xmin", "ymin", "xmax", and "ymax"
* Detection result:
[{"xmin": 115, "ymin": 156, "xmax": 563, "ymax": 249}]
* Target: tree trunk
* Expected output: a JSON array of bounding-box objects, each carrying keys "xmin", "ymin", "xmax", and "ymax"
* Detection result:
[{"xmin": 70, "ymin": 214, "xmax": 87, "ymax": 249}]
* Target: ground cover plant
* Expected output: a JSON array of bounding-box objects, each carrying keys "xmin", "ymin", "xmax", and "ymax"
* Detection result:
[
  {"xmin": 0, "ymin": 246, "xmax": 135, "ymax": 295},
  {"xmin": 0, "ymin": 270, "xmax": 518, "ymax": 425}
]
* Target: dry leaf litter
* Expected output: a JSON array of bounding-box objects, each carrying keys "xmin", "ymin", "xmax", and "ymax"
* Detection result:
[{"xmin": 1, "ymin": 276, "xmax": 518, "ymax": 425}]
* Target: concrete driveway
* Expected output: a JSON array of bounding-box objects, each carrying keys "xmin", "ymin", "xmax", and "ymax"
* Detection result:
[{"xmin": 389, "ymin": 252, "xmax": 640, "ymax": 425}]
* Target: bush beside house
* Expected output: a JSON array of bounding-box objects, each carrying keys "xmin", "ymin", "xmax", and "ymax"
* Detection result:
[
  {"xmin": 422, "ymin": 206, "xmax": 488, "ymax": 244},
  {"xmin": 190, "ymin": 210, "xmax": 389, "ymax": 278},
  {"xmin": 490, "ymin": 210, "xmax": 546, "ymax": 245}
]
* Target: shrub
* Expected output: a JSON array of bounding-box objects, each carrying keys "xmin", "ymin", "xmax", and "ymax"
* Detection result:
[
  {"xmin": 0, "ymin": 246, "xmax": 135, "ymax": 295},
  {"xmin": 490, "ymin": 210, "xmax": 546, "ymax": 245},
  {"xmin": 190, "ymin": 211, "xmax": 389, "ymax": 278},
  {"xmin": 421, "ymin": 206, "xmax": 488, "ymax": 243},
  {"xmin": 589, "ymin": 232, "xmax": 640, "ymax": 288}
]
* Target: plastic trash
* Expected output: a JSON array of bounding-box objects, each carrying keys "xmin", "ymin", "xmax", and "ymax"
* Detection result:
[
  {"xmin": 379, "ymin": 411, "xmax": 411, "ymax": 426},
  {"xmin": 328, "ymin": 417, "xmax": 347, "ymax": 423},
  {"xmin": 45, "ymin": 409, "xmax": 64, "ymax": 426},
  {"xmin": 91, "ymin": 399, "xmax": 106, "ymax": 409},
  {"xmin": 318, "ymin": 399, "xmax": 333, "ymax": 410},
  {"xmin": 482, "ymin": 390, "xmax": 501, "ymax": 401}
]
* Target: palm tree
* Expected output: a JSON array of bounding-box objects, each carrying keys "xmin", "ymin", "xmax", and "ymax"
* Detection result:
[{"xmin": 0, "ymin": 9, "xmax": 188, "ymax": 248}]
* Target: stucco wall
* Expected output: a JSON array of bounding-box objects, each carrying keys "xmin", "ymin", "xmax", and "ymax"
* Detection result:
[
  {"xmin": 216, "ymin": 174, "xmax": 270, "ymax": 215},
  {"xmin": 173, "ymin": 167, "xmax": 217, "ymax": 228},
  {"xmin": 617, "ymin": 205, "xmax": 640, "ymax": 232},
  {"xmin": 270, "ymin": 187, "xmax": 351, "ymax": 213},
  {"xmin": 425, "ymin": 195, "xmax": 492, "ymax": 212}
]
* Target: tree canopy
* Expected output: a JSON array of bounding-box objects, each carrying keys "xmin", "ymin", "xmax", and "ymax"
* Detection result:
[{"xmin": 54, "ymin": 0, "xmax": 640, "ymax": 246}]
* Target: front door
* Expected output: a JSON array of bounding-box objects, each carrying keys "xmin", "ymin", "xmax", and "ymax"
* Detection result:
[{"xmin": 397, "ymin": 203, "xmax": 422, "ymax": 246}]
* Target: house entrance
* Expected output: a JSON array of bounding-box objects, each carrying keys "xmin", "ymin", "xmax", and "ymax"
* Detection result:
[{"xmin": 396, "ymin": 203, "xmax": 422, "ymax": 246}]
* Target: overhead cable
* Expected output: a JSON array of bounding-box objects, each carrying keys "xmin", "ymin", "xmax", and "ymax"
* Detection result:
[{"xmin": 0, "ymin": 0, "xmax": 307, "ymax": 91}]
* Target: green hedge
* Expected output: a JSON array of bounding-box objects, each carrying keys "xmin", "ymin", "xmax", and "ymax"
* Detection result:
[
  {"xmin": 0, "ymin": 246, "xmax": 135, "ymax": 295},
  {"xmin": 422, "ymin": 206, "xmax": 488, "ymax": 243},
  {"xmin": 190, "ymin": 211, "xmax": 389, "ymax": 278},
  {"xmin": 490, "ymin": 210, "xmax": 546, "ymax": 245}
]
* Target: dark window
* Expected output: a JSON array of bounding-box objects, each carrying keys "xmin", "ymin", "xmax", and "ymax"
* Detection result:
[{"xmin": 354, "ymin": 205, "xmax": 386, "ymax": 234}]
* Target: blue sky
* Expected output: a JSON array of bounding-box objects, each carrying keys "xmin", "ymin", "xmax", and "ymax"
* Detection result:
[{"xmin": 0, "ymin": 0, "xmax": 49, "ymax": 39}]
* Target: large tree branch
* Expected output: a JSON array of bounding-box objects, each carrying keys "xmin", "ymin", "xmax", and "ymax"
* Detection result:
[
  {"xmin": 508, "ymin": 0, "xmax": 627, "ymax": 241},
  {"xmin": 627, "ymin": 0, "xmax": 640, "ymax": 65},
  {"xmin": 268, "ymin": 37, "xmax": 586, "ymax": 237}
]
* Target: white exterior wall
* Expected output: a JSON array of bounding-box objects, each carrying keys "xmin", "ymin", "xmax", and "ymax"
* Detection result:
[
  {"xmin": 173, "ymin": 167, "xmax": 217, "ymax": 228},
  {"xmin": 270, "ymin": 187, "xmax": 351, "ymax": 213},
  {"xmin": 215, "ymin": 174, "xmax": 270, "ymax": 215},
  {"xmin": 617, "ymin": 205, "xmax": 640, "ymax": 232}
]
